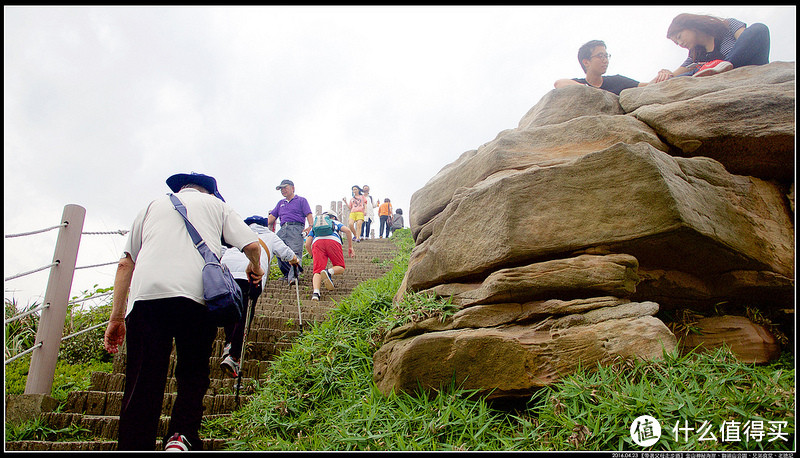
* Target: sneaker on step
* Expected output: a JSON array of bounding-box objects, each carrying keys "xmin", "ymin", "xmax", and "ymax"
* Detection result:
[
  {"xmin": 221, "ymin": 342, "xmax": 231, "ymax": 359},
  {"xmin": 693, "ymin": 59, "xmax": 733, "ymax": 77},
  {"xmin": 220, "ymin": 355, "xmax": 240, "ymax": 378},
  {"xmin": 322, "ymin": 270, "xmax": 335, "ymax": 290},
  {"xmin": 311, "ymin": 292, "xmax": 320, "ymax": 301},
  {"xmin": 165, "ymin": 433, "xmax": 191, "ymax": 451}
]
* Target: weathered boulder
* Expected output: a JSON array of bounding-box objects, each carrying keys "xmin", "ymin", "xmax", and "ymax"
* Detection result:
[
  {"xmin": 404, "ymin": 143, "xmax": 794, "ymax": 293},
  {"xmin": 618, "ymin": 61, "xmax": 796, "ymax": 112},
  {"xmin": 423, "ymin": 254, "xmax": 640, "ymax": 307},
  {"xmin": 620, "ymin": 62, "xmax": 795, "ymax": 182},
  {"xmin": 374, "ymin": 309, "xmax": 675, "ymax": 399},
  {"xmin": 629, "ymin": 82, "xmax": 795, "ymax": 181},
  {"xmin": 409, "ymin": 113, "xmax": 669, "ymax": 239},
  {"xmin": 519, "ymin": 83, "xmax": 625, "ymax": 129},
  {"xmin": 681, "ymin": 315, "xmax": 781, "ymax": 364},
  {"xmin": 386, "ymin": 296, "xmax": 649, "ymax": 342}
]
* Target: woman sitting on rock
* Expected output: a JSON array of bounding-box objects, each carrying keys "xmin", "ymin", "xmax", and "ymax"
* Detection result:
[{"xmin": 651, "ymin": 13, "xmax": 770, "ymax": 82}]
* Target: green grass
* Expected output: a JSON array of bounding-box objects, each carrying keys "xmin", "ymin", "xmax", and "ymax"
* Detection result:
[
  {"xmin": 526, "ymin": 349, "xmax": 795, "ymax": 451},
  {"xmin": 5, "ymin": 357, "xmax": 113, "ymax": 404},
  {"xmin": 5, "ymin": 416, "xmax": 95, "ymax": 442},
  {"xmin": 5, "ymin": 356, "xmax": 113, "ymax": 443},
  {"xmin": 209, "ymin": 229, "xmax": 795, "ymax": 451}
]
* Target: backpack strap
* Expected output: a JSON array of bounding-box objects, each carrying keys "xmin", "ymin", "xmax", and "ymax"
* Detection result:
[{"xmin": 257, "ymin": 238, "xmax": 271, "ymax": 261}]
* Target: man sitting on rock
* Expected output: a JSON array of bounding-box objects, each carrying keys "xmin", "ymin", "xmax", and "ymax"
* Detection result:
[{"xmin": 554, "ymin": 40, "xmax": 650, "ymax": 95}]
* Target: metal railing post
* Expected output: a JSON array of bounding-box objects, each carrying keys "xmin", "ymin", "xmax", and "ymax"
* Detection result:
[{"xmin": 24, "ymin": 204, "xmax": 86, "ymax": 395}]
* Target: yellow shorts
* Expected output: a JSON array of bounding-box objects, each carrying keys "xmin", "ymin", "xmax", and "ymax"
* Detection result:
[{"xmin": 349, "ymin": 211, "xmax": 364, "ymax": 222}]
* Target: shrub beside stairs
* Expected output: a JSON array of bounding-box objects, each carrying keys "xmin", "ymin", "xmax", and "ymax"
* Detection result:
[{"xmin": 6, "ymin": 238, "xmax": 397, "ymax": 451}]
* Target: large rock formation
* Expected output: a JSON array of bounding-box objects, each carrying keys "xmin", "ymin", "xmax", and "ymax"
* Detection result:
[{"xmin": 375, "ymin": 62, "xmax": 795, "ymax": 399}]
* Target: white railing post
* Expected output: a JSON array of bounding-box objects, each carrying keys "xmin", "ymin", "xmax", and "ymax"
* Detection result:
[{"xmin": 24, "ymin": 204, "xmax": 85, "ymax": 395}]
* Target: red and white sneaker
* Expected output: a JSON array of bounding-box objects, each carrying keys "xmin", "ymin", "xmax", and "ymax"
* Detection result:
[
  {"xmin": 165, "ymin": 433, "xmax": 191, "ymax": 451},
  {"xmin": 220, "ymin": 354, "xmax": 240, "ymax": 378},
  {"xmin": 693, "ymin": 59, "xmax": 733, "ymax": 77}
]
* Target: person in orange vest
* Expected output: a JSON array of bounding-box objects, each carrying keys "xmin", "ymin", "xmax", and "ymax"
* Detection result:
[{"xmin": 377, "ymin": 198, "xmax": 393, "ymax": 238}]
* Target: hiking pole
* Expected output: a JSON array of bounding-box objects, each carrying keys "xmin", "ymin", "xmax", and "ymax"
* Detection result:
[
  {"xmin": 236, "ymin": 284, "xmax": 259, "ymax": 406},
  {"xmin": 294, "ymin": 264, "xmax": 304, "ymax": 332}
]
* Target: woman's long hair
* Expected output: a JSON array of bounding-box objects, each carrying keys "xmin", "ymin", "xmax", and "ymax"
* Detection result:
[{"xmin": 667, "ymin": 13, "xmax": 730, "ymax": 61}]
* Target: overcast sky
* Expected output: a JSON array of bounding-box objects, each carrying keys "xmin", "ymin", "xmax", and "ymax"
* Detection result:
[{"xmin": 4, "ymin": 5, "xmax": 796, "ymax": 308}]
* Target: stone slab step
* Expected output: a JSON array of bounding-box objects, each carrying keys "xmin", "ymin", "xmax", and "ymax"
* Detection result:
[
  {"xmin": 62, "ymin": 390, "xmax": 255, "ymax": 417},
  {"xmin": 90, "ymin": 370, "xmax": 264, "ymax": 395}
]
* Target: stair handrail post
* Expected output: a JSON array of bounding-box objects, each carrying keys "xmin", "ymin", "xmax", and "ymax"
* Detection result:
[{"xmin": 24, "ymin": 204, "xmax": 86, "ymax": 395}]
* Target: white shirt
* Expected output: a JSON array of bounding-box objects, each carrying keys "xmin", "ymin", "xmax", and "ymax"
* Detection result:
[
  {"xmin": 363, "ymin": 196, "xmax": 375, "ymax": 221},
  {"xmin": 123, "ymin": 188, "xmax": 257, "ymax": 316},
  {"xmin": 221, "ymin": 224, "xmax": 296, "ymax": 289}
]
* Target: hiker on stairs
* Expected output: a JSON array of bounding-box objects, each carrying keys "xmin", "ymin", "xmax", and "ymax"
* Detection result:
[
  {"xmin": 266, "ymin": 179, "xmax": 313, "ymax": 286},
  {"xmin": 219, "ymin": 218, "xmax": 299, "ymax": 378},
  {"xmin": 342, "ymin": 185, "xmax": 367, "ymax": 243},
  {"xmin": 304, "ymin": 212, "xmax": 354, "ymax": 301},
  {"xmin": 103, "ymin": 172, "xmax": 264, "ymax": 452}
]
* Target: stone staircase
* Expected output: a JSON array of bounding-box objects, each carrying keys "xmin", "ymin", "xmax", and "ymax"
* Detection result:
[{"xmin": 6, "ymin": 238, "xmax": 397, "ymax": 451}]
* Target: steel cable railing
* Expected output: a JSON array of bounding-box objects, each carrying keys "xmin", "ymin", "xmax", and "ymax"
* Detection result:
[{"xmin": 4, "ymin": 218, "xmax": 127, "ymax": 372}]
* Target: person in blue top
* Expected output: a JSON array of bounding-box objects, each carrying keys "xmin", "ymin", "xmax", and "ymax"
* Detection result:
[
  {"xmin": 554, "ymin": 40, "xmax": 650, "ymax": 95},
  {"xmin": 266, "ymin": 179, "xmax": 313, "ymax": 285},
  {"xmin": 651, "ymin": 13, "xmax": 770, "ymax": 81},
  {"xmin": 303, "ymin": 212, "xmax": 354, "ymax": 301}
]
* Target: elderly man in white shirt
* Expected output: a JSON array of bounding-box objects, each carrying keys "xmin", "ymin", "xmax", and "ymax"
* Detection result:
[{"xmin": 104, "ymin": 172, "xmax": 263, "ymax": 452}]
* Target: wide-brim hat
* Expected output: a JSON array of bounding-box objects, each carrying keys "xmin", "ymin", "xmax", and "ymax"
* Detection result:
[{"xmin": 166, "ymin": 172, "xmax": 225, "ymax": 202}]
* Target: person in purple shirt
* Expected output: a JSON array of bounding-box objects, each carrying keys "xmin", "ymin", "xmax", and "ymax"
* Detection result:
[{"xmin": 266, "ymin": 179, "xmax": 313, "ymax": 284}]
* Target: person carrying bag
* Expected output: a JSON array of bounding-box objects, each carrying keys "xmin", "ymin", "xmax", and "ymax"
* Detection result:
[
  {"xmin": 103, "ymin": 172, "xmax": 263, "ymax": 451},
  {"xmin": 170, "ymin": 193, "xmax": 244, "ymax": 326}
]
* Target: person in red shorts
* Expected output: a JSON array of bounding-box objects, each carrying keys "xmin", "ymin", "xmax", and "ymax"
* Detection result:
[{"xmin": 303, "ymin": 212, "xmax": 355, "ymax": 301}]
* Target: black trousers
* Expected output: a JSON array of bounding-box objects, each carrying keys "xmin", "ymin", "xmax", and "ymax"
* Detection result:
[
  {"xmin": 379, "ymin": 215, "xmax": 389, "ymax": 237},
  {"xmin": 118, "ymin": 297, "xmax": 217, "ymax": 451},
  {"xmin": 223, "ymin": 278, "xmax": 262, "ymax": 360}
]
